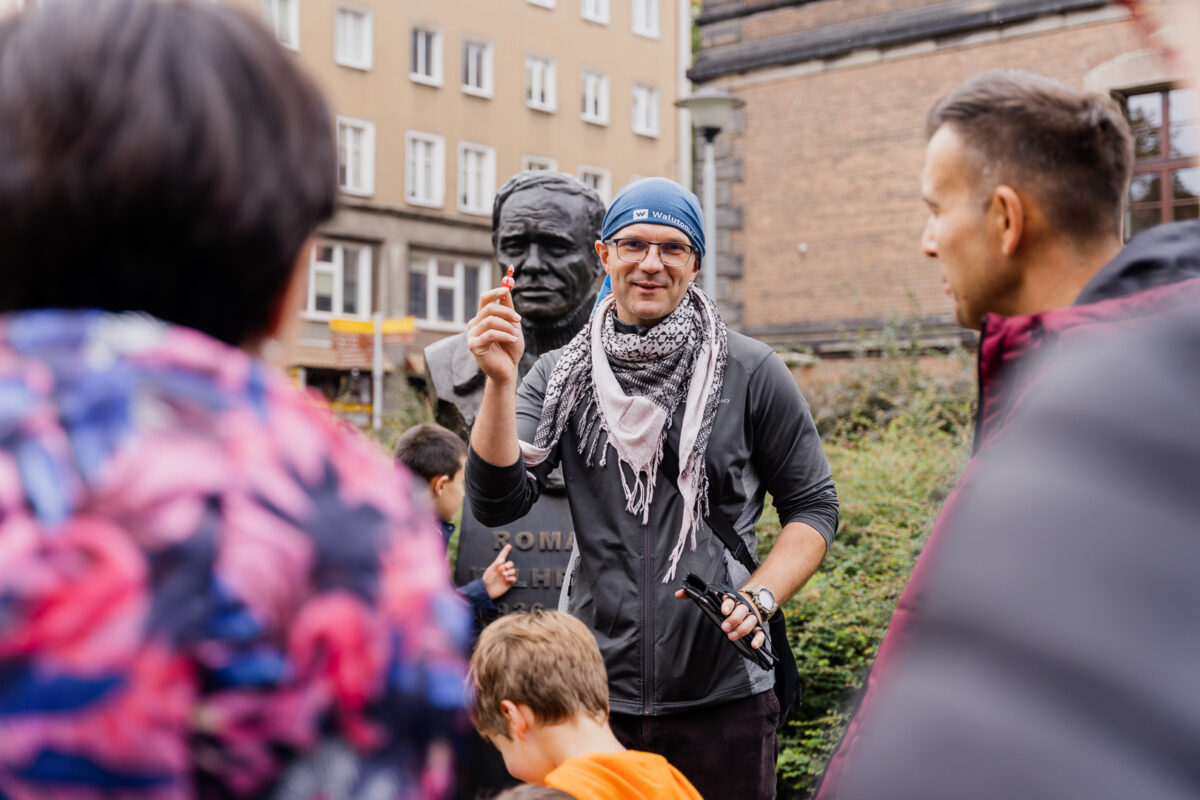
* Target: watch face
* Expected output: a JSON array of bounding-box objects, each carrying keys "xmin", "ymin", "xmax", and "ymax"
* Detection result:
[{"xmin": 756, "ymin": 588, "xmax": 776, "ymax": 611}]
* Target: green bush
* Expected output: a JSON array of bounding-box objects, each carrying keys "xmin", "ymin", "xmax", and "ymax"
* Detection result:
[{"xmin": 767, "ymin": 350, "xmax": 974, "ymax": 797}]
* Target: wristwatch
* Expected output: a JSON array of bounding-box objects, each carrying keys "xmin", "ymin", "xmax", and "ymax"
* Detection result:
[{"xmin": 741, "ymin": 583, "xmax": 778, "ymax": 621}]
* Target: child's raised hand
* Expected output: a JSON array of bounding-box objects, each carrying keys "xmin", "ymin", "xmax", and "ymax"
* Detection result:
[{"xmin": 482, "ymin": 543, "xmax": 516, "ymax": 599}]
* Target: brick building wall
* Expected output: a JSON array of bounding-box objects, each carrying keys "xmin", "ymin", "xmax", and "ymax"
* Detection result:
[{"xmin": 691, "ymin": 0, "xmax": 1178, "ymax": 352}]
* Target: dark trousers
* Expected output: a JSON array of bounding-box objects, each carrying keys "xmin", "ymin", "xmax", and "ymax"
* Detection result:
[{"xmin": 609, "ymin": 689, "xmax": 780, "ymax": 799}]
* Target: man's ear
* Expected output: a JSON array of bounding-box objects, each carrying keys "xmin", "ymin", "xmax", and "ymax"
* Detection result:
[
  {"xmin": 500, "ymin": 700, "xmax": 534, "ymax": 740},
  {"xmin": 595, "ymin": 240, "xmax": 612, "ymax": 274},
  {"xmin": 990, "ymin": 185, "xmax": 1025, "ymax": 257},
  {"xmin": 430, "ymin": 473, "xmax": 449, "ymax": 497}
]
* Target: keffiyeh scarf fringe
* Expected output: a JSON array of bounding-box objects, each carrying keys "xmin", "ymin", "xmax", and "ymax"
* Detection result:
[{"xmin": 519, "ymin": 284, "xmax": 728, "ymax": 582}]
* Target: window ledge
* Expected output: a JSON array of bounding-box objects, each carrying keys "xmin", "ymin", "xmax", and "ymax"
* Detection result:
[
  {"xmin": 416, "ymin": 320, "xmax": 469, "ymax": 333},
  {"xmin": 406, "ymin": 196, "xmax": 445, "ymax": 209},
  {"xmin": 410, "ymin": 73, "xmax": 444, "ymax": 88},
  {"xmin": 461, "ymin": 85, "xmax": 494, "ymax": 99}
]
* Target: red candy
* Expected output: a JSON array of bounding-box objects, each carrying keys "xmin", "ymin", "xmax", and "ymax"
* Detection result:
[{"xmin": 501, "ymin": 265, "xmax": 515, "ymax": 290}]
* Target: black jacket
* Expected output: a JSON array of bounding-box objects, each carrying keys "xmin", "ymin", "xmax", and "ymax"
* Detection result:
[{"xmin": 468, "ymin": 330, "xmax": 838, "ymax": 715}]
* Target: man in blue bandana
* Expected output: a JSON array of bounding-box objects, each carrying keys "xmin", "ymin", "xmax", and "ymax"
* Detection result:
[{"xmin": 465, "ymin": 178, "xmax": 839, "ymax": 798}]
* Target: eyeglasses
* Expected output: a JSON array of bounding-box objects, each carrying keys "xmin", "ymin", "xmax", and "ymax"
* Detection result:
[{"xmin": 605, "ymin": 238, "xmax": 697, "ymax": 268}]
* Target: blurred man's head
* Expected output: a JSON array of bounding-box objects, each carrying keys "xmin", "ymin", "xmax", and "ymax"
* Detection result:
[
  {"xmin": 920, "ymin": 70, "xmax": 1132, "ymax": 328},
  {"xmin": 492, "ymin": 172, "xmax": 605, "ymax": 324},
  {"xmin": 0, "ymin": 0, "xmax": 337, "ymax": 347}
]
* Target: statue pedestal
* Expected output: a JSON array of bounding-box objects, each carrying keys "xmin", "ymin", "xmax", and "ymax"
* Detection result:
[
  {"xmin": 452, "ymin": 490, "xmax": 575, "ymax": 800},
  {"xmin": 454, "ymin": 490, "xmax": 574, "ymax": 614}
]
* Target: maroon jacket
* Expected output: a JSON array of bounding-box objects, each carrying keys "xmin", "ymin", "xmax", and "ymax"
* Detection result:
[{"xmin": 817, "ymin": 220, "xmax": 1200, "ymax": 798}]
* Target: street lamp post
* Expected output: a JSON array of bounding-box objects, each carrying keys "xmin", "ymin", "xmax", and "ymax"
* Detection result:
[{"xmin": 675, "ymin": 88, "xmax": 744, "ymax": 302}]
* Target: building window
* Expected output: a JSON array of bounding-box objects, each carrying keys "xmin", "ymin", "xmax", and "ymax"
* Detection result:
[
  {"xmin": 335, "ymin": 5, "xmax": 372, "ymax": 70},
  {"xmin": 578, "ymin": 165, "xmax": 611, "ymax": 203},
  {"xmin": 581, "ymin": 70, "xmax": 609, "ymax": 125},
  {"xmin": 261, "ymin": 0, "xmax": 300, "ymax": 50},
  {"xmin": 580, "ymin": 0, "xmax": 609, "ymax": 23},
  {"xmin": 1123, "ymin": 87, "xmax": 1199, "ymax": 241},
  {"xmin": 522, "ymin": 154, "xmax": 558, "ymax": 172},
  {"xmin": 632, "ymin": 84, "xmax": 659, "ymax": 137},
  {"xmin": 632, "ymin": 0, "xmax": 658, "ymax": 37},
  {"xmin": 409, "ymin": 254, "xmax": 492, "ymax": 329},
  {"xmin": 406, "ymin": 131, "xmax": 445, "ymax": 207},
  {"xmin": 462, "ymin": 38, "xmax": 494, "ymax": 98},
  {"xmin": 337, "ymin": 117, "xmax": 374, "ymax": 196},
  {"xmin": 458, "ymin": 142, "xmax": 496, "ymax": 216},
  {"xmin": 525, "ymin": 56, "xmax": 556, "ymax": 112},
  {"xmin": 410, "ymin": 26, "xmax": 443, "ymax": 86},
  {"xmin": 308, "ymin": 241, "xmax": 372, "ymax": 319}
]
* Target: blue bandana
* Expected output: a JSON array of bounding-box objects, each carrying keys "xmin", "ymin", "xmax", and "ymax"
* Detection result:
[{"xmin": 600, "ymin": 177, "xmax": 705, "ymax": 259}]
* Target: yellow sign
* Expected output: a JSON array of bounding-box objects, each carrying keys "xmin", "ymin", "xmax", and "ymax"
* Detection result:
[{"xmin": 329, "ymin": 317, "xmax": 417, "ymax": 336}]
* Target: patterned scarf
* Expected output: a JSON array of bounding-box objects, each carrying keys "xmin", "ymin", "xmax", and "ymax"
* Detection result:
[{"xmin": 520, "ymin": 284, "xmax": 728, "ymax": 582}]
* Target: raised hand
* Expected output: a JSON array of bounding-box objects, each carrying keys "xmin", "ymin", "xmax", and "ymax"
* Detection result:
[{"xmin": 467, "ymin": 286, "xmax": 524, "ymax": 385}]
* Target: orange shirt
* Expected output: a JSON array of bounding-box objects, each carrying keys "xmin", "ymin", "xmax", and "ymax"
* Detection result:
[{"xmin": 545, "ymin": 750, "xmax": 704, "ymax": 800}]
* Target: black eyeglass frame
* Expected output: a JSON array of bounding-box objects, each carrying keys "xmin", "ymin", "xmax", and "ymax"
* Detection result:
[{"xmin": 603, "ymin": 237, "xmax": 699, "ymax": 268}]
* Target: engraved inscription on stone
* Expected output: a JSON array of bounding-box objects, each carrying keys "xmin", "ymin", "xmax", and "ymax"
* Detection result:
[{"xmin": 453, "ymin": 491, "xmax": 574, "ymax": 614}]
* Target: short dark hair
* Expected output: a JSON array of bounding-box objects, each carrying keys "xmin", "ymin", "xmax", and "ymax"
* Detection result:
[
  {"xmin": 0, "ymin": 0, "xmax": 337, "ymax": 346},
  {"xmin": 394, "ymin": 423, "xmax": 467, "ymax": 482},
  {"xmin": 491, "ymin": 171, "xmax": 606, "ymax": 253},
  {"xmin": 927, "ymin": 69, "xmax": 1132, "ymax": 242}
]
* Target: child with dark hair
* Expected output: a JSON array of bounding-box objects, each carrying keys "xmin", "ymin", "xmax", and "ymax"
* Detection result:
[
  {"xmin": 471, "ymin": 611, "xmax": 702, "ymax": 800},
  {"xmin": 396, "ymin": 423, "xmax": 517, "ymax": 613}
]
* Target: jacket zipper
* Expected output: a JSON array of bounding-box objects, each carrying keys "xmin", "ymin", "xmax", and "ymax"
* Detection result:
[
  {"xmin": 972, "ymin": 315, "xmax": 988, "ymax": 456},
  {"xmin": 642, "ymin": 519, "xmax": 653, "ymax": 716}
]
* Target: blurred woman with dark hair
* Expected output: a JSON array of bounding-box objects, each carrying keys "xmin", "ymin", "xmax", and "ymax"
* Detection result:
[{"xmin": 0, "ymin": 1, "xmax": 468, "ymax": 797}]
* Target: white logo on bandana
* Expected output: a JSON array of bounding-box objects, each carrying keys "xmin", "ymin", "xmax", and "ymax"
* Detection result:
[{"xmin": 633, "ymin": 209, "xmax": 649, "ymax": 220}]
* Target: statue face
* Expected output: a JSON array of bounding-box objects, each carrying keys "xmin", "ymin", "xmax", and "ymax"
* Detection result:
[{"xmin": 494, "ymin": 188, "xmax": 600, "ymax": 323}]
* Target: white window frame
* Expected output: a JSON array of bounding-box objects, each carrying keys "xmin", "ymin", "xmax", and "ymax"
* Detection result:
[
  {"xmin": 521, "ymin": 154, "xmax": 558, "ymax": 172},
  {"xmin": 461, "ymin": 38, "xmax": 494, "ymax": 99},
  {"xmin": 578, "ymin": 165, "xmax": 612, "ymax": 204},
  {"xmin": 261, "ymin": 0, "xmax": 300, "ymax": 50},
  {"xmin": 336, "ymin": 116, "xmax": 375, "ymax": 196},
  {"xmin": 334, "ymin": 4, "xmax": 372, "ymax": 70},
  {"xmin": 305, "ymin": 240, "xmax": 372, "ymax": 321},
  {"xmin": 525, "ymin": 56, "xmax": 557, "ymax": 113},
  {"xmin": 526, "ymin": 0, "xmax": 556, "ymax": 7},
  {"xmin": 632, "ymin": 0, "xmax": 659, "ymax": 38},
  {"xmin": 458, "ymin": 142, "xmax": 496, "ymax": 216},
  {"xmin": 410, "ymin": 26, "xmax": 443, "ymax": 86},
  {"xmin": 406, "ymin": 131, "xmax": 446, "ymax": 208},
  {"xmin": 632, "ymin": 84, "xmax": 660, "ymax": 138},
  {"xmin": 580, "ymin": 0, "xmax": 609, "ymax": 24},
  {"xmin": 409, "ymin": 255, "xmax": 493, "ymax": 332},
  {"xmin": 581, "ymin": 69, "xmax": 610, "ymax": 125}
]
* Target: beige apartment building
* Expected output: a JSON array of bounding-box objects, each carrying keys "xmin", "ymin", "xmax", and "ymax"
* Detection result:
[
  {"xmin": 0, "ymin": 0, "xmax": 691, "ymax": 416},
  {"xmin": 233, "ymin": 0, "xmax": 692, "ymax": 412}
]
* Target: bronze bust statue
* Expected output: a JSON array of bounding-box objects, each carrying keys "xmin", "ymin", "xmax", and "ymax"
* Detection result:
[{"xmin": 425, "ymin": 171, "xmax": 605, "ymax": 438}]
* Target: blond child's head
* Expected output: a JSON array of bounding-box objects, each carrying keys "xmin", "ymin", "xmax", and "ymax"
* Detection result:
[{"xmin": 471, "ymin": 610, "xmax": 609, "ymax": 739}]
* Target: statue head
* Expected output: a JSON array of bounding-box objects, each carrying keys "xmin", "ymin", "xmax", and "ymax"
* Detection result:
[{"xmin": 492, "ymin": 171, "xmax": 605, "ymax": 324}]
